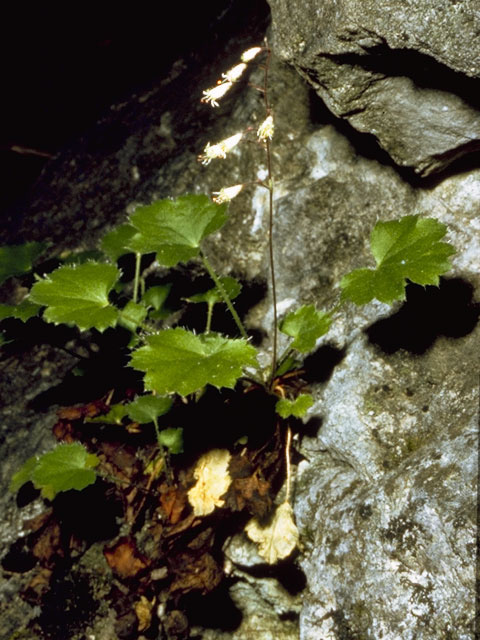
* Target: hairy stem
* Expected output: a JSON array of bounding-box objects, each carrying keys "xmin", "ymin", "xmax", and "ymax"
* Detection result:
[
  {"xmin": 205, "ymin": 301, "xmax": 214, "ymax": 334},
  {"xmin": 200, "ymin": 252, "xmax": 248, "ymax": 340}
]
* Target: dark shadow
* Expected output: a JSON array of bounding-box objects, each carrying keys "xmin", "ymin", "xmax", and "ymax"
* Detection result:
[
  {"xmin": 366, "ymin": 277, "xmax": 480, "ymax": 354},
  {"xmin": 236, "ymin": 559, "xmax": 307, "ymax": 596},
  {"xmin": 303, "ymin": 344, "xmax": 346, "ymax": 383},
  {"xmin": 36, "ymin": 567, "xmax": 99, "ymax": 640},
  {"xmin": 0, "ymin": 1, "xmax": 271, "ymax": 215},
  {"xmin": 301, "ymin": 415, "xmax": 324, "ymax": 439},
  {"xmin": 154, "ymin": 265, "xmax": 267, "ymax": 339},
  {"xmin": 179, "ymin": 581, "xmax": 243, "ymax": 631},
  {"xmin": 28, "ymin": 325, "xmax": 144, "ymax": 410},
  {"xmin": 1, "ymin": 538, "xmax": 37, "ymax": 573},
  {"xmin": 179, "ymin": 385, "xmax": 278, "ymax": 454},
  {"xmin": 52, "ymin": 480, "xmax": 123, "ymax": 544}
]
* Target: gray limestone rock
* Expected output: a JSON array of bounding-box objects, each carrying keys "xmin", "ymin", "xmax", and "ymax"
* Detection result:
[{"xmin": 267, "ymin": 0, "xmax": 480, "ymax": 175}]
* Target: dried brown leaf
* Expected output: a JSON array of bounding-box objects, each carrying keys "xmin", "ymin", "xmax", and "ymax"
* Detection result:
[
  {"xmin": 225, "ymin": 474, "xmax": 272, "ymax": 518},
  {"xmin": 159, "ymin": 483, "xmax": 187, "ymax": 525},
  {"xmin": 169, "ymin": 551, "xmax": 222, "ymax": 594},
  {"xmin": 103, "ymin": 537, "xmax": 149, "ymax": 578}
]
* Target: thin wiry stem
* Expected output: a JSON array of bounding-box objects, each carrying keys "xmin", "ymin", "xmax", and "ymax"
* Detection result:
[
  {"xmin": 285, "ymin": 426, "xmax": 292, "ymax": 503},
  {"xmin": 133, "ymin": 252, "xmax": 141, "ymax": 304},
  {"xmin": 262, "ymin": 42, "xmax": 278, "ymax": 388}
]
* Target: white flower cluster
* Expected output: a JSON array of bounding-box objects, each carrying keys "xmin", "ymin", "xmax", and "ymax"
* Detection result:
[
  {"xmin": 201, "ymin": 47, "xmax": 263, "ymax": 107},
  {"xmin": 198, "ymin": 133, "xmax": 244, "ymax": 166},
  {"xmin": 212, "ymin": 185, "xmax": 244, "ymax": 204},
  {"xmin": 199, "ymin": 45, "xmax": 271, "ymax": 205}
]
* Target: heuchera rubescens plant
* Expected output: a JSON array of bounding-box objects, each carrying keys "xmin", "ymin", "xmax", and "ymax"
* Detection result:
[{"xmin": 3, "ymin": 42, "xmax": 455, "ymax": 563}]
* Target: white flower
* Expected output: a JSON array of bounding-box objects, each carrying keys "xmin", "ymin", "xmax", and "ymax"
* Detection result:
[
  {"xmin": 198, "ymin": 133, "xmax": 244, "ymax": 165},
  {"xmin": 212, "ymin": 184, "xmax": 244, "ymax": 204},
  {"xmin": 257, "ymin": 115, "xmax": 274, "ymax": 140},
  {"xmin": 222, "ymin": 63, "xmax": 247, "ymax": 83},
  {"xmin": 241, "ymin": 46, "xmax": 263, "ymax": 63},
  {"xmin": 201, "ymin": 81, "xmax": 233, "ymax": 107}
]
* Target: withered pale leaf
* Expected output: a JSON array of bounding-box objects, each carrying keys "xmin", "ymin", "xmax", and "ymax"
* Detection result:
[
  {"xmin": 245, "ymin": 501, "xmax": 299, "ymax": 564},
  {"xmin": 134, "ymin": 595, "xmax": 154, "ymax": 632},
  {"xmin": 187, "ymin": 449, "xmax": 232, "ymax": 516}
]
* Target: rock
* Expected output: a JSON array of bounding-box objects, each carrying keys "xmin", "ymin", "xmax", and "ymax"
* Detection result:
[
  {"xmin": 267, "ymin": 0, "xmax": 480, "ymax": 175},
  {"xmin": 0, "ymin": 4, "xmax": 478, "ymax": 640}
]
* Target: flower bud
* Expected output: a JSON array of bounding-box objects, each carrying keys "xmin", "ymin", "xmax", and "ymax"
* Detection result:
[
  {"xmin": 201, "ymin": 81, "xmax": 233, "ymax": 107},
  {"xmin": 212, "ymin": 184, "xmax": 244, "ymax": 204},
  {"xmin": 198, "ymin": 133, "xmax": 244, "ymax": 165},
  {"xmin": 222, "ymin": 63, "xmax": 247, "ymax": 83},
  {"xmin": 241, "ymin": 47, "xmax": 263, "ymax": 63},
  {"xmin": 257, "ymin": 115, "xmax": 274, "ymax": 141}
]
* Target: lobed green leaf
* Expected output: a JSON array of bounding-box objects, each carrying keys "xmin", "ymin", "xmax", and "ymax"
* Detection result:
[
  {"xmin": 29, "ymin": 262, "xmax": 120, "ymax": 331},
  {"xmin": 118, "ymin": 301, "xmax": 148, "ymax": 332},
  {"xmin": 158, "ymin": 428, "xmax": 183, "ymax": 454},
  {"xmin": 101, "ymin": 224, "xmax": 139, "ymax": 261},
  {"xmin": 127, "ymin": 394, "xmax": 173, "ymax": 424},
  {"xmin": 11, "ymin": 443, "xmax": 99, "ymax": 500},
  {"xmin": 279, "ymin": 305, "xmax": 331, "ymax": 353},
  {"xmin": 0, "ymin": 242, "xmax": 47, "ymax": 285},
  {"xmin": 142, "ymin": 285, "xmax": 172, "ymax": 311},
  {"xmin": 127, "ymin": 195, "xmax": 228, "ymax": 266},
  {"xmin": 10, "ymin": 455, "xmax": 38, "ymax": 493},
  {"xmin": 130, "ymin": 328, "xmax": 258, "ymax": 396},
  {"xmin": 340, "ymin": 215, "xmax": 456, "ymax": 305},
  {"xmin": 275, "ymin": 394, "xmax": 314, "ymax": 419},
  {"xmin": 0, "ymin": 300, "xmax": 41, "ymax": 322}
]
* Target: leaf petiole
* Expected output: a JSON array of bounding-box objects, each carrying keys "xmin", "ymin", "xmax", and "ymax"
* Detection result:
[
  {"xmin": 200, "ymin": 252, "xmax": 248, "ymax": 340},
  {"xmin": 133, "ymin": 252, "xmax": 141, "ymax": 303}
]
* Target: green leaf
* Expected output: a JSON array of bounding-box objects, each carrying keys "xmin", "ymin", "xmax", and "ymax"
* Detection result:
[
  {"xmin": 0, "ymin": 242, "xmax": 47, "ymax": 285},
  {"xmin": 31, "ymin": 443, "xmax": 99, "ymax": 500},
  {"xmin": 126, "ymin": 394, "xmax": 173, "ymax": 424},
  {"xmin": 127, "ymin": 195, "xmax": 228, "ymax": 266},
  {"xmin": 340, "ymin": 215, "xmax": 456, "ymax": 305},
  {"xmin": 276, "ymin": 394, "xmax": 314, "ymax": 419},
  {"xmin": 29, "ymin": 262, "xmax": 120, "ymax": 331},
  {"xmin": 274, "ymin": 355, "xmax": 301, "ymax": 378},
  {"xmin": 101, "ymin": 224, "xmax": 139, "ymax": 261},
  {"xmin": 280, "ymin": 305, "xmax": 331, "ymax": 353},
  {"xmin": 118, "ymin": 301, "xmax": 148, "ymax": 332},
  {"xmin": 86, "ymin": 404, "xmax": 129, "ymax": 425},
  {"xmin": 142, "ymin": 285, "xmax": 172, "ymax": 311},
  {"xmin": 0, "ymin": 300, "xmax": 41, "ymax": 322},
  {"xmin": 10, "ymin": 444, "xmax": 99, "ymax": 500},
  {"xmin": 158, "ymin": 428, "xmax": 183, "ymax": 454},
  {"xmin": 130, "ymin": 328, "xmax": 258, "ymax": 396},
  {"xmin": 187, "ymin": 276, "xmax": 242, "ymax": 305},
  {"xmin": 10, "ymin": 455, "xmax": 38, "ymax": 493}
]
